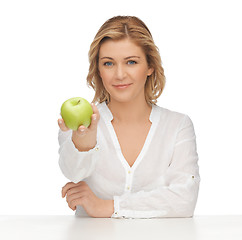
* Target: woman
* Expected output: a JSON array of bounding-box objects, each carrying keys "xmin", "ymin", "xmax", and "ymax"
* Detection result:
[{"xmin": 58, "ymin": 16, "xmax": 200, "ymax": 218}]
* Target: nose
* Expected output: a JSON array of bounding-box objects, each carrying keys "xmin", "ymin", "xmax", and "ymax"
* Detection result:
[{"xmin": 115, "ymin": 64, "xmax": 126, "ymax": 81}]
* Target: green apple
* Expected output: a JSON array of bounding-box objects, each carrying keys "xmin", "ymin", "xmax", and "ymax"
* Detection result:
[{"xmin": 61, "ymin": 97, "xmax": 93, "ymax": 130}]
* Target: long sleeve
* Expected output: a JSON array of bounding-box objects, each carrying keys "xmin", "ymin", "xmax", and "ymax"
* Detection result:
[
  {"xmin": 112, "ymin": 115, "xmax": 200, "ymax": 219},
  {"xmin": 58, "ymin": 129, "xmax": 99, "ymax": 183}
]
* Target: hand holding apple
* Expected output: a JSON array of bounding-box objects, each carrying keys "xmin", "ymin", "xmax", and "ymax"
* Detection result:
[
  {"xmin": 60, "ymin": 97, "xmax": 93, "ymax": 130},
  {"xmin": 58, "ymin": 97, "xmax": 100, "ymax": 151}
]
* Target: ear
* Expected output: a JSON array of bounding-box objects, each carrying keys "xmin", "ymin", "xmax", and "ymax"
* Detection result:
[{"xmin": 147, "ymin": 67, "xmax": 154, "ymax": 76}]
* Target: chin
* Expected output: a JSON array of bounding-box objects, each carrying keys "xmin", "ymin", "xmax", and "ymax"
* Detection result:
[
  {"xmin": 108, "ymin": 88, "xmax": 145, "ymax": 104},
  {"xmin": 111, "ymin": 94, "xmax": 142, "ymax": 105}
]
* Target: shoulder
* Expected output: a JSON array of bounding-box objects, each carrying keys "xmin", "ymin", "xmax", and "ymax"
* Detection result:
[
  {"xmin": 154, "ymin": 104, "xmax": 187, "ymax": 120},
  {"xmin": 154, "ymin": 105, "xmax": 193, "ymax": 129}
]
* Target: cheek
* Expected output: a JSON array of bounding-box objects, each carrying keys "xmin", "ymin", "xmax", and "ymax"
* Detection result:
[
  {"xmin": 99, "ymin": 69, "xmax": 112, "ymax": 89},
  {"xmin": 99, "ymin": 67, "xmax": 110, "ymax": 81},
  {"xmin": 135, "ymin": 69, "xmax": 149, "ymax": 84}
]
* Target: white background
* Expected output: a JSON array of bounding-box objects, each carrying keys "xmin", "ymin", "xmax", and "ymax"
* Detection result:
[{"xmin": 0, "ymin": 0, "xmax": 241, "ymax": 215}]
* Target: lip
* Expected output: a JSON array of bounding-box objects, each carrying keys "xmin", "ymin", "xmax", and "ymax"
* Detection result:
[{"xmin": 113, "ymin": 83, "xmax": 133, "ymax": 89}]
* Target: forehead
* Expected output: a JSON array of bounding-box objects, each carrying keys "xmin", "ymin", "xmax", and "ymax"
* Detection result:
[{"xmin": 99, "ymin": 38, "xmax": 145, "ymax": 58}]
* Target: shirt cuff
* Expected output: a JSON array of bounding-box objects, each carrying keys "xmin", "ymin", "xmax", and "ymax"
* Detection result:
[
  {"xmin": 111, "ymin": 195, "xmax": 169, "ymax": 219},
  {"xmin": 111, "ymin": 196, "xmax": 124, "ymax": 218}
]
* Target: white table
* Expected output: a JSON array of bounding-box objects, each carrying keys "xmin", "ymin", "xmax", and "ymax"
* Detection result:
[{"xmin": 1, "ymin": 215, "xmax": 242, "ymax": 240}]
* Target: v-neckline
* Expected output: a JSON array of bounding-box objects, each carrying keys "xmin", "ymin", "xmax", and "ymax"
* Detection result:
[{"xmin": 102, "ymin": 102, "xmax": 160, "ymax": 171}]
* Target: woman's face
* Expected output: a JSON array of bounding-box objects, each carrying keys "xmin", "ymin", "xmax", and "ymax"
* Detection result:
[{"xmin": 98, "ymin": 38, "xmax": 153, "ymax": 104}]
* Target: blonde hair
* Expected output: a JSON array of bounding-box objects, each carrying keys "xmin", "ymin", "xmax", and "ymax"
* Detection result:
[{"xmin": 87, "ymin": 16, "xmax": 166, "ymax": 105}]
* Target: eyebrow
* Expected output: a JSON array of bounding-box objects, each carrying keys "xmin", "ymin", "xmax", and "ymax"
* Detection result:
[{"xmin": 100, "ymin": 56, "xmax": 141, "ymax": 60}]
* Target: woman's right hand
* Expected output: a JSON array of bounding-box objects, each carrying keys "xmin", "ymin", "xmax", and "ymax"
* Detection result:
[{"xmin": 58, "ymin": 103, "xmax": 100, "ymax": 152}]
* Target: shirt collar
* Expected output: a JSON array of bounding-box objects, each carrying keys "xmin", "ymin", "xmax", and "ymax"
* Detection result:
[{"xmin": 99, "ymin": 101, "xmax": 159, "ymax": 124}]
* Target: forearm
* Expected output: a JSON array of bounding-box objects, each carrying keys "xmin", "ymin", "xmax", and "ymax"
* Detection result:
[
  {"xmin": 58, "ymin": 130, "xmax": 99, "ymax": 183},
  {"xmin": 112, "ymin": 174, "xmax": 200, "ymax": 219}
]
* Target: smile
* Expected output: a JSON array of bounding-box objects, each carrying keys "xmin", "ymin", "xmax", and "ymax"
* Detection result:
[{"xmin": 113, "ymin": 83, "xmax": 133, "ymax": 89}]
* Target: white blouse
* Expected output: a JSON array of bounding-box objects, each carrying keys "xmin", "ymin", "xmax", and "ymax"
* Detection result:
[{"xmin": 58, "ymin": 102, "xmax": 200, "ymax": 219}]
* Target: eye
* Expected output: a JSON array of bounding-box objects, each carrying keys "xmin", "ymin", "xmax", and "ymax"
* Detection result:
[
  {"xmin": 104, "ymin": 62, "xmax": 113, "ymax": 66},
  {"xmin": 127, "ymin": 60, "xmax": 137, "ymax": 65}
]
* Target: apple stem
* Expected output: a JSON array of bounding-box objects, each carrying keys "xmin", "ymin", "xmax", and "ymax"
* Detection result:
[{"xmin": 77, "ymin": 100, "xmax": 81, "ymax": 104}]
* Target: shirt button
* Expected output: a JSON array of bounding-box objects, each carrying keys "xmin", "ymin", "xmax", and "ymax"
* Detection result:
[
  {"xmin": 128, "ymin": 171, "xmax": 131, "ymax": 174},
  {"xmin": 95, "ymin": 147, "xmax": 99, "ymax": 151},
  {"xmin": 127, "ymin": 186, "xmax": 130, "ymax": 190}
]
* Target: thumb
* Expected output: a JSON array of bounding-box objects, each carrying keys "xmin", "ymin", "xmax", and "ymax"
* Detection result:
[{"xmin": 58, "ymin": 119, "xmax": 70, "ymax": 131}]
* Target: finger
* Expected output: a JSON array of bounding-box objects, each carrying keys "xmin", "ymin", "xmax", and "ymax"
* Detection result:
[
  {"xmin": 58, "ymin": 119, "xmax": 69, "ymax": 132},
  {"xmin": 88, "ymin": 114, "xmax": 98, "ymax": 131},
  {"xmin": 66, "ymin": 183, "xmax": 89, "ymax": 201},
  {"xmin": 66, "ymin": 185, "xmax": 85, "ymax": 198},
  {"xmin": 69, "ymin": 198, "xmax": 83, "ymax": 211},
  {"xmin": 89, "ymin": 103, "xmax": 100, "ymax": 130},
  {"xmin": 62, "ymin": 181, "xmax": 84, "ymax": 198},
  {"xmin": 76, "ymin": 125, "xmax": 88, "ymax": 136},
  {"xmin": 62, "ymin": 182, "xmax": 77, "ymax": 198},
  {"xmin": 67, "ymin": 191, "xmax": 85, "ymax": 206},
  {"xmin": 69, "ymin": 194, "xmax": 88, "ymax": 211},
  {"xmin": 91, "ymin": 103, "xmax": 100, "ymax": 121}
]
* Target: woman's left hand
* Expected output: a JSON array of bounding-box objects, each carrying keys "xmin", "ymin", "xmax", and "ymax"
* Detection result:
[{"xmin": 62, "ymin": 181, "xmax": 114, "ymax": 218}]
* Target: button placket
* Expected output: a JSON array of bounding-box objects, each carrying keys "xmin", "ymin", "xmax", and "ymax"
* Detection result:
[{"xmin": 125, "ymin": 169, "xmax": 133, "ymax": 192}]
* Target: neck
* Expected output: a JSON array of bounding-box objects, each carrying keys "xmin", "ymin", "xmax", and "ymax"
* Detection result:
[{"xmin": 107, "ymin": 97, "xmax": 152, "ymax": 124}]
